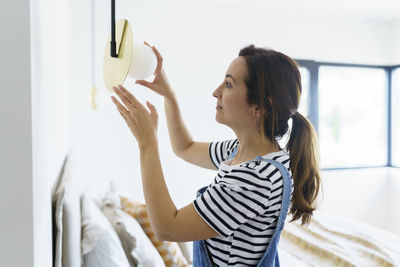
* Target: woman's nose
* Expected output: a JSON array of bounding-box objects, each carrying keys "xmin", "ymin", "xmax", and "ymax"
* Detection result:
[{"xmin": 212, "ymin": 86, "xmax": 222, "ymax": 99}]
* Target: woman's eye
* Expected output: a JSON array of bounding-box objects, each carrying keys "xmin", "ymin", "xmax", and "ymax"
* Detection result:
[{"xmin": 225, "ymin": 81, "xmax": 232, "ymax": 87}]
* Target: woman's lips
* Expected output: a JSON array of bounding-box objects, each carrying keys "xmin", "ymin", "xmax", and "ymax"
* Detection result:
[{"xmin": 216, "ymin": 105, "xmax": 223, "ymax": 110}]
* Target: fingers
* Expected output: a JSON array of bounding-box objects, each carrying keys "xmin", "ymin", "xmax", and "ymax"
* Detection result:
[
  {"xmin": 143, "ymin": 41, "xmax": 163, "ymax": 76},
  {"xmin": 116, "ymin": 85, "xmax": 146, "ymax": 111},
  {"xmin": 111, "ymin": 95, "xmax": 129, "ymax": 116},
  {"xmin": 113, "ymin": 86, "xmax": 132, "ymax": 107},
  {"xmin": 135, "ymin": 79, "xmax": 154, "ymax": 89},
  {"xmin": 143, "ymin": 41, "xmax": 163, "ymax": 62},
  {"xmin": 144, "ymin": 41, "xmax": 152, "ymax": 48},
  {"xmin": 146, "ymin": 101, "xmax": 158, "ymax": 117},
  {"xmin": 152, "ymin": 47, "xmax": 163, "ymax": 76}
]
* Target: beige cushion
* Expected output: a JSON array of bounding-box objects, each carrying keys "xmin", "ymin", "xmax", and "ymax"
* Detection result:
[
  {"xmin": 102, "ymin": 182, "xmax": 165, "ymax": 267},
  {"xmin": 120, "ymin": 196, "xmax": 189, "ymax": 267},
  {"xmin": 53, "ymin": 154, "xmax": 81, "ymax": 267}
]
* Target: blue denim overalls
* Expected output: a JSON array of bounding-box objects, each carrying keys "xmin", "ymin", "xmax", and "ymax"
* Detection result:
[{"xmin": 193, "ymin": 146, "xmax": 292, "ymax": 267}]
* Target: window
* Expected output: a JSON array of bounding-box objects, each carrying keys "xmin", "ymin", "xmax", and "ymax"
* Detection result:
[
  {"xmin": 393, "ymin": 68, "xmax": 400, "ymax": 166},
  {"xmin": 299, "ymin": 67, "xmax": 309, "ymax": 117},
  {"xmin": 318, "ymin": 66, "xmax": 387, "ymax": 168},
  {"xmin": 277, "ymin": 66, "xmax": 309, "ymax": 149}
]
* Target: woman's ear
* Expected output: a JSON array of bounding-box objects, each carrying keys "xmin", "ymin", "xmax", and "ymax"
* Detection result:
[{"xmin": 252, "ymin": 105, "xmax": 264, "ymax": 119}]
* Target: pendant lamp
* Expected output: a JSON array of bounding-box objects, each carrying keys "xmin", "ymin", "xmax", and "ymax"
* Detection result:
[{"xmin": 103, "ymin": 0, "xmax": 156, "ymax": 92}]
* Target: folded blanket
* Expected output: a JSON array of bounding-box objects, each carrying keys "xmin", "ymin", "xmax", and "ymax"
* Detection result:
[{"xmin": 278, "ymin": 210, "xmax": 400, "ymax": 267}]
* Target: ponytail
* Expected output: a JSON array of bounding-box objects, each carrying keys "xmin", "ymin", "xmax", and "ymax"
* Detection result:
[
  {"xmin": 286, "ymin": 112, "xmax": 322, "ymax": 226},
  {"xmin": 238, "ymin": 44, "xmax": 322, "ymax": 226}
]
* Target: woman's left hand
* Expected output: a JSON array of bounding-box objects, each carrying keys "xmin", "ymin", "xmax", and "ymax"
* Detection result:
[{"xmin": 111, "ymin": 84, "xmax": 158, "ymax": 149}]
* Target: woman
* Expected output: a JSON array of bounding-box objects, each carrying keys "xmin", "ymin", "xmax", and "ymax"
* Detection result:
[{"xmin": 111, "ymin": 42, "xmax": 322, "ymax": 266}]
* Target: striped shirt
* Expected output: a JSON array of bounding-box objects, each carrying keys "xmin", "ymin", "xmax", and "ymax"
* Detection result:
[{"xmin": 193, "ymin": 139, "xmax": 293, "ymax": 266}]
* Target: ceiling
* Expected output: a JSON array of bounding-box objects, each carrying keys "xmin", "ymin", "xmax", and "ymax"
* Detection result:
[{"xmin": 177, "ymin": 0, "xmax": 400, "ymax": 22}]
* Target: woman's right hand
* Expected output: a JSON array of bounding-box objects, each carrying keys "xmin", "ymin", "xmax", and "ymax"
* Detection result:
[{"xmin": 135, "ymin": 42, "xmax": 174, "ymax": 99}]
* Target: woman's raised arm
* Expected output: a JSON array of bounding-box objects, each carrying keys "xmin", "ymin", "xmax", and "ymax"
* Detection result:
[{"xmin": 135, "ymin": 43, "xmax": 215, "ymax": 170}]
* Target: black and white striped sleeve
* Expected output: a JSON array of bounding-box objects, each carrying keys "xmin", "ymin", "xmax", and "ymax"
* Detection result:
[
  {"xmin": 208, "ymin": 139, "xmax": 238, "ymax": 169},
  {"xmin": 193, "ymin": 166, "xmax": 272, "ymax": 237}
]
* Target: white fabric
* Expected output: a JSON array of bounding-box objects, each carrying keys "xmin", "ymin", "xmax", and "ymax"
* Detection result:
[
  {"xmin": 53, "ymin": 154, "xmax": 81, "ymax": 267},
  {"xmin": 177, "ymin": 242, "xmax": 193, "ymax": 264},
  {"xmin": 81, "ymin": 192, "xmax": 130, "ymax": 267},
  {"xmin": 278, "ymin": 210, "xmax": 400, "ymax": 266},
  {"xmin": 119, "ymin": 210, "xmax": 165, "ymax": 267},
  {"xmin": 101, "ymin": 182, "xmax": 165, "ymax": 267},
  {"xmin": 54, "ymin": 188, "xmax": 64, "ymax": 267},
  {"xmin": 85, "ymin": 188, "xmax": 104, "ymax": 209}
]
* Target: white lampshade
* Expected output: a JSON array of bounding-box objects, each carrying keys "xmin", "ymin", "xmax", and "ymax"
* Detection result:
[{"xmin": 128, "ymin": 42, "xmax": 157, "ymax": 80}]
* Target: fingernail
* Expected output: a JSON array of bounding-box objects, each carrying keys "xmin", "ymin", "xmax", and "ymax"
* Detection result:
[
  {"xmin": 118, "ymin": 84, "xmax": 122, "ymax": 89},
  {"xmin": 112, "ymin": 87, "xmax": 117, "ymax": 92}
]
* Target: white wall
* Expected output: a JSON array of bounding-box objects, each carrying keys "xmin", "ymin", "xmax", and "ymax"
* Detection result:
[
  {"xmin": 319, "ymin": 167, "xmax": 400, "ymax": 236},
  {"xmin": 30, "ymin": 0, "xmax": 73, "ymax": 266},
  {"xmin": 78, "ymin": 0, "xmax": 397, "ymax": 206},
  {"xmin": 390, "ymin": 19, "xmax": 400, "ymax": 64},
  {"xmin": 0, "ymin": 0, "xmax": 72, "ymax": 266},
  {"xmin": 0, "ymin": 1, "xmax": 34, "ymax": 266}
]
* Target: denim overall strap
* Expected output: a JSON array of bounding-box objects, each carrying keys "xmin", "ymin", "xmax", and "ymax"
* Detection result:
[
  {"xmin": 193, "ymin": 185, "xmax": 215, "ymax": 267},
  {"xmin": 255, "ymin": 157, "xmax": 292, "ymax": 267}
]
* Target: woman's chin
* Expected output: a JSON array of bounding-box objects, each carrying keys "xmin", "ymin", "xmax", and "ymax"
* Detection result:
[{"xmin": 215, "ymin": 115, "xmax": 224, "ymax": 125}]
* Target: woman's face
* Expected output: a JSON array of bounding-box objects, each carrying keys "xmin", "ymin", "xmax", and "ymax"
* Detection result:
[{"xmin": 212, "ymin": 56, "xmax": 256, "ymax": 129}]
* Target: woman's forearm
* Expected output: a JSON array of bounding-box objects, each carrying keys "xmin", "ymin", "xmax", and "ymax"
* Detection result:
[
  {"xmin": 139, "ymin": 141, "xmax": 177, "ymax": 239},
  {"xmin": 164, "ymin": 92, "xmax": 194, "ymax": 156}
]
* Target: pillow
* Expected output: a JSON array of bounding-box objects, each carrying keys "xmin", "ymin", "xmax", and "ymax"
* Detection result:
[
  {"xmin": 53, "ymin": 154, "xmax": 81, "ymax": 267},
  {"xmin": 85, "ymin": 188, "xmax": 104, "ymax": 209},
  {"xmin": 54, "ymin": 187, "xmax": 64, "ymax": 267},
  {"xmin": 120, "ymin": 196, "xmax": 189, "ymax": 267},
  {"xmin": 81, "ymin": 192, "xmax": 130, "ymax": 267},
  {"xmin": 177, "ymin": 242, "xmax": 193, "ymax": 264},
  {"xmin": 102, "ymin": 182, "xmax": 165, "ymax": 267}
]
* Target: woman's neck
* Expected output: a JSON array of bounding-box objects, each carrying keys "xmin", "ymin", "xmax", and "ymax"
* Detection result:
[{"xmin": 231, "ymin": 135, "xmax": 280, "ymax": 164}]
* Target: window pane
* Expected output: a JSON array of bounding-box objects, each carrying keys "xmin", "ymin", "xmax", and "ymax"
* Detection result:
[
  {"xmin": 277, "ymin": 66, "xmax": 309, "ymax": 149},
  {"xmin": 393, "ymin": 68, "xmax": 400, "ymax": 166},
  {"xmin": 299, "ymin": 67, "xmax": 309, "ymax": 117},
  {"xmin": 319, "ymin": 66, "xmax": 387, "ymax": 168}
]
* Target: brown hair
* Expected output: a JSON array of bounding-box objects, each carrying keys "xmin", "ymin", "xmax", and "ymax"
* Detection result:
[{"xmin": 239, "ymin": 44, "xmax": 322, "ymax": 226}]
